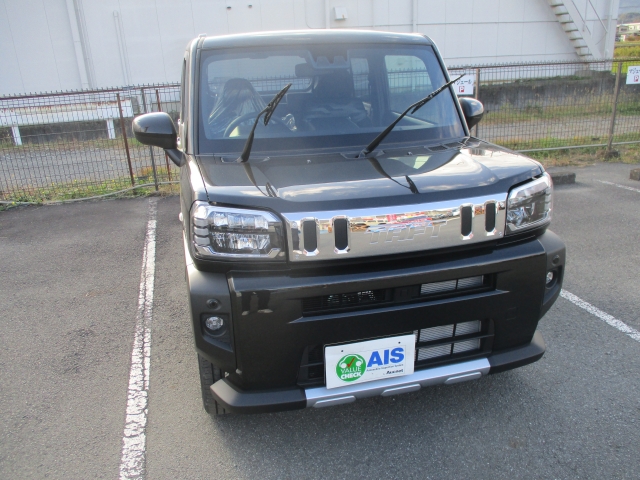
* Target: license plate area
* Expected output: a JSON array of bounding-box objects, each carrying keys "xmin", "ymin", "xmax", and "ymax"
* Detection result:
[{"xmin": 324, "ymin": 334, "xmax": 415, "ymax": 389}]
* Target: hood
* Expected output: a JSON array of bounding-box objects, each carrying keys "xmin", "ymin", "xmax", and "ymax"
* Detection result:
[{"xmin": 196, "ymin": 139, "xmax": 543, "ymax": 213}]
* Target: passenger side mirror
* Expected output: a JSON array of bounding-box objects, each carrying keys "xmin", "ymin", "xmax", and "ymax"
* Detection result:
[
  {"xmin": 458, "ymin": 97, "xmax": 484, "ymax": 130},
  {"xmin": 132, "ymin": 112, "xmax": 177, "ymax": 148},
  {"xmin": 132, "ymin": 112, "xmax": 185, "ymax": 166}
]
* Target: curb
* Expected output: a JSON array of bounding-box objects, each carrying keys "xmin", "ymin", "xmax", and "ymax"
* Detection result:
[{"xmin": 549, "ymin": 171, "xmax": 576, "ymax": 185}]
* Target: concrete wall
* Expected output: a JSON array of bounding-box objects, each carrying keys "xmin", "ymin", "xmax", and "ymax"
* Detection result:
[{"xmin": 0, "ymin": 0, "xmax": 619, "ymax": 96}]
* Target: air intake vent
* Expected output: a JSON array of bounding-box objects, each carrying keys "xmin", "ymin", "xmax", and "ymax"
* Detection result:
[
  {"xmin": 334, "ymin": 218, "xmax": 349, "ymax": 251},
  {"xmin": 485, "ymin": 202, "xmax": 496, "ymax": 232},
  {"xmin": 427, "ymin": 144, "xmax": 448, "ymax": 152},
  {"xmin": 414, "ymin": 320, "xmax": 485, "ymax": 363},
  {"xmin": 302, "ymin": 289, "xmax": 390, "ymax": 313},
  {"xmin": 420, "ymin": 276, "xmax": 484, "ymax": 296},
  {"xmin": 303, "ymin": 220, "xmax": 317, "ymax": 252},
  {"xmin": 302, "ymin": 276, "xmax": 490, "ymax": 315},
  {"xmin": 461, "ymin": 205, "xmax": 473, "ymax": 236}
]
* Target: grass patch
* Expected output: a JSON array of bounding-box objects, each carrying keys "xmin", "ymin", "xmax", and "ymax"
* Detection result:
[
  {"xmin": 612, "ymin": 48, "xmax": 640, "ymax": 75},
  {"xmin": 496, "ymin": 134, "xmax": 640, "ymax": 168},
  {"xmin": 1, "ymin": 168, "xmax": 178, "ymax": 207},
  {"xmin": 497, "ymin": 131, "xmax": 640, "ymax": 151},
  {"xmin": 482, "ymin": 100, "xmax": 640, "ymax": 125}
]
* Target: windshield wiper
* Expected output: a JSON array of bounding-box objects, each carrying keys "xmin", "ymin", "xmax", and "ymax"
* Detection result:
[
  {"xmin": 366, "ymin": 157, "xmax": 419, "ymax": 194},
  {"xmin": 237, "ymin": 83, "xmax": 292, "ymax": 163},
  {"xmin": 357, "ymin": 74, "xmax": 464, "ymax": 158}
]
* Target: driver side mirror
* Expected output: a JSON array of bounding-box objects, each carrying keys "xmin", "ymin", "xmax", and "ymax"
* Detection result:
[
  {"xmin": 458, "ymin": 97, "xmax": 484, "ymax": 130},
  {"xmin": 132, "ymin": 112, "xmax": 185, "ymax": 166}
]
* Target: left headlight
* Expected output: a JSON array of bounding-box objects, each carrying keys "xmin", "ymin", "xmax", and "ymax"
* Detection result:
[
  {"xmin": 191, "ymin": 201, "xmax": 285, "ymax": 260},
  {"xmin": 506, "ymin": 172, "xmax": 553, "ymax": 234}
]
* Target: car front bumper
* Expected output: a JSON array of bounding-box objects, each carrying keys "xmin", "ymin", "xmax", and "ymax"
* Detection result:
[{"xmin": 210, "ymin": 330, "xmax": 545, "ymax": 414}]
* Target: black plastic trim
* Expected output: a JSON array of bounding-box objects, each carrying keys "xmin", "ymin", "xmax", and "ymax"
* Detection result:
[
  {"xmin": 210, "ymin": 331, "xmax": 546, "ymax": 413},
  {"xmin": 487, "ymin": 330, "xmax": 545, "ymax": 374},
  {"xmin": 210, "ymin": 379, "xmax": 306, "ymax": 414}
]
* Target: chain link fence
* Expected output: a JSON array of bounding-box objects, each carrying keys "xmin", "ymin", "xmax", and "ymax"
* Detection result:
[
  {"xmin": 449, "ymin": 57, "xmax": 640, "ymax": 152},
  {"xmin": 0, "ymin": 85, "xmax": 180, "ymax": 203},
  {"xmin": 2, "ymin": 57, "xmax": 640, "ymax": 203}
]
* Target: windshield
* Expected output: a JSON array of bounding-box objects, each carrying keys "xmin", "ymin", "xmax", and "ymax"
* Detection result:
[{"xmin": 198, "ymin": 44, "xmax": 465, "ymax": 155}]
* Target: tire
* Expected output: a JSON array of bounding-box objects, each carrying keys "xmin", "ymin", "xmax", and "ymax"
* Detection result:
[{"xmin": 197, "ymin": 354, "xmax": 228, "ymax": 416}]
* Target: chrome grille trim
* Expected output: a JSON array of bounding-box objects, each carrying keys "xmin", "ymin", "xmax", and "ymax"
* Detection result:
[{"xmin": 282, "ymin": 195, "xmax": 507, "ymax": 262}]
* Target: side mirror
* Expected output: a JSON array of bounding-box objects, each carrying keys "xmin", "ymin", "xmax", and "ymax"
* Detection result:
[
  {"xmin": 132, "ymin": 112, "xmax": 185, "ymax": 166},
  {"xmin": 458, "ymin": 97, "xmax": 484, "ymax": 130},
  {"xmin": 132, "ymin": 112, "xmax": 177, "ymax": 148}
]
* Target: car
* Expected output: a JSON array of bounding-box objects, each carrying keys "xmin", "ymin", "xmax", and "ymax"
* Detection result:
[{"xmin": 132, "ymin": 29, "xmax": 565, "ymax": 415}]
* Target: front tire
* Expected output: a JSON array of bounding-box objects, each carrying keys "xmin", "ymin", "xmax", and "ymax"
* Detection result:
[{"xmin": 197, "ymin": 354, "xmax": 228, "ymax": 416}]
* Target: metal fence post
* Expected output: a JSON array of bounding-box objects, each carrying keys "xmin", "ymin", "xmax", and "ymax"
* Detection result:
[
  {"xmin": 117, "ymin": 92, "xmax": 136, "ymax": 186},
  {"xmin": 474, "ymin": 67, "xmax": 481, "ymax": 137},
  {"xmin": 606, "ymin": 61, "xmax": 623, "ymax": 158},
  {"xmin": 155, "ymin": 89, "xmax": 173, "ymax": 182},
  {"xmin": 140, "ymin": 87, "xmax": 159, "ymax": 190}
]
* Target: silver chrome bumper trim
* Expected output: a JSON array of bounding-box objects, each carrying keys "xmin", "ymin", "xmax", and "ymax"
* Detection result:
[{"xmin": 305, "ymin": 358, "xmax": 490, "ymax": 408}]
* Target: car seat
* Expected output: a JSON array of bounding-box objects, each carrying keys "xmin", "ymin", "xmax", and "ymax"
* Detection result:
[{"xmin": 207, "ymin": 78, "xmax": 266, "ymax": 136}]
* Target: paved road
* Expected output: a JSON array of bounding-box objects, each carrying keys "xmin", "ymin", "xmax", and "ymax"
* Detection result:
[{"xmin": 1, "ymin": 163, "xmax": 639, "ymax": 479}]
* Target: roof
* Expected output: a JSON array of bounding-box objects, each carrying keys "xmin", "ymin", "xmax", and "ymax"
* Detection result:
[{"xmin": 200, "ymin": 29, "xmax": 433, "ymax": 50}]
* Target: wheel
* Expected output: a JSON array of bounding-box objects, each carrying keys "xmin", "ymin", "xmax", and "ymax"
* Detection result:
[
  {"xmin": 197, "ymin": 354, "xmax": 228, "ymax": 416},
  {"xmin": 223, "ymin": 111, "xmax": 287, "ymax": 137}
]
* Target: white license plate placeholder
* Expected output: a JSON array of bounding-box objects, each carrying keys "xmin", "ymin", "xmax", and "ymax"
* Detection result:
[{"xmin": 324, "ymin": 334, "xmax": 416, "ymax": 389}]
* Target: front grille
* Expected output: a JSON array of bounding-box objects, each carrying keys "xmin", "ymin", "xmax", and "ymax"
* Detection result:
[
  {"xmin": 414, "ymin": 320, "xmax": 489, "ymax": 365},
  {"xmin": 302, "ymin": 289, "xmax": 390, "ymax": 313},
  {"xmin": 296, "ymin": 320, "xmax": 493, "ymax": 387},
  {"xmin": 302, "ymin": 275, "xmax": 490, "ymax": 315}
]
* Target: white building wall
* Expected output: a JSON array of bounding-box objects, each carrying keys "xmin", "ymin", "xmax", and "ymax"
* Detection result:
[{"xmin": 0, "ymin": 0, "xmax": 619, "ymax": 96}]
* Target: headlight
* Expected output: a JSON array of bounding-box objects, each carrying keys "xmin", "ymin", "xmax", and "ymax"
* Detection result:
[
  {"xmin": 191, "ymin": 201, "xmax": 285, "ymax": 260},
  {"xmin": 506, "ymin": 172, "xmax": 552, "ymax": 234}
]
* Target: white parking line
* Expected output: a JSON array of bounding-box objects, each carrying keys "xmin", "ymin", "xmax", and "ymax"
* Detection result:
[
  {"xmin": 597, "ymin": 180, "xmax": 640, "ymax": 193},
  {"xmin": 560, "ymin": 290, "xmax": 640, "ymax": 343},
  {"xmin": 119, "ymin": 198, "xmax": 158, "ymax": 480}
]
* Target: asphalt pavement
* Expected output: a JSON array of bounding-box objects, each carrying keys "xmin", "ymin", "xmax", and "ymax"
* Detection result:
[{"xmin": 1, "ymin": 162, "xmax": 639, "ymax": 479}]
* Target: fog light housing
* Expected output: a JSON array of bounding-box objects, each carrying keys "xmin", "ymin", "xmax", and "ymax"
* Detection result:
[
  {"xmin": 205, "ymin": 316, "xmax": 224, "ymax": 332},
  {"xmin": 546, "ymin": 271, "xmax": 554, "ymax": 285}
]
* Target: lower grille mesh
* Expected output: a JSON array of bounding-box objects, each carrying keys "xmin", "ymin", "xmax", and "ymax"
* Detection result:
[
  {"xmin": 302, "ymin": 275, "xmax": 489, "ymax": 314},
  {"xmin": 302, "ymin": 289, "xmax": 389, "ymax": 312},
  {"xmin": 414, "ymin": 320, "xmax": 483, "ymax": 363},
  {"xmin": 297, "ymin": 319, "xmax": 491, "ymax": 387}
]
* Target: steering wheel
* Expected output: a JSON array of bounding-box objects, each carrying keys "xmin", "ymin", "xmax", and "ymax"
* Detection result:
[{"xmin": 223, "ymin": 111, "xmax": 287, "ymax": 137}]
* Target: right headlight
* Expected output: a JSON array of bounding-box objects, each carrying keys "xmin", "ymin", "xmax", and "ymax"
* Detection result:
[
  {"xmin": 191, "ymin": 201, "xmax": 285, "ymax": 260},
  {"xmin": 506, "ymin": 172, "xmax": 552, "ymax": 234}
]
